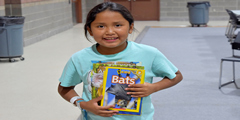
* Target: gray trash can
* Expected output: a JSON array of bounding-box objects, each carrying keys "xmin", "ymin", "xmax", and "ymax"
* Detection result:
[
  {"xmin": 187, "ymin": 1, "xmax": 211, "ymax": 27},
  {"xmin": 0, "ymin": 16, "xmax": 25, "ymax": 62}
]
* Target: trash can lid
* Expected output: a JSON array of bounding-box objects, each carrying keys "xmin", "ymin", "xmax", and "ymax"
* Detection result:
[
  {"xmin": 187, "ymin": 1, "xmax": 210, "ymax": 7},
  {"xmin": 0, "ymin": 16, "xmax": 25, "ymax": 25}
]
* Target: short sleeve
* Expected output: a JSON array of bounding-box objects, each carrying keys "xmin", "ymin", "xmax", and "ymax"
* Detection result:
[
  {"xmin": 59, "ymin": 57, "xmax": 82, "ymax": 87},
  {"xmin": 152, "ymin": 50, "xmax": 178, "ymax": 79}
]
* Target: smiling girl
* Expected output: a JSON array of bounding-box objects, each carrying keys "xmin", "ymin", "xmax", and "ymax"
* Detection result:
[{"xmin": 58, "ymin": 2, "xmax": 182, "ymax": 120}]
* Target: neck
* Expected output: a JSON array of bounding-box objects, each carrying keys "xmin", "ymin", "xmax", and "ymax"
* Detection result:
[{"xmin": 96, "ymin": 42, "xmax": 128, "ymax": 55}]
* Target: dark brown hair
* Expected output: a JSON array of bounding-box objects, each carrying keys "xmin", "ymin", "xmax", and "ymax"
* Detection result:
[{"xmin": 84, "ymin": 2, "xmax": 134, "ymax": 41}]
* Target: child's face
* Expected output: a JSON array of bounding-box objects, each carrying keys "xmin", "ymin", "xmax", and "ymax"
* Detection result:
[{"xmin": 88, "ymin": 10, "xmax": 133, "ymax": 54}]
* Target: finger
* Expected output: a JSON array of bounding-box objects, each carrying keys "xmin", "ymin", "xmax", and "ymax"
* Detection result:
[
  {"xmin": 99, "ymin": 114, "xmax": 112, "ymax": 117},
  {"xmin": 93, "ymin": 95, "xmax": 103, "ymax": 102},
  {"xmin": 99, "ymin": 105, "xmax": 117, "ymax": 110},
  {"xmin": 127, "ymin": 91, "xmax": 143, "ymax": 95},
  {"xmin": 97, "ymin": 109, "xmax": 118, "ymax": 117},
  {"xmin": 98, "ymin": 110, "xmax": 118, "ymax": 114},
  {"xmin": 131, "ymin": 92, "xmax": 149, "ymax": 97},
  {"xmin": 126, "ymin": 87, "xmax": 145, "ymax": 92},
  {"xmin": 99, "ymin": 112, "xmax": 117, "ymax": 117},
  {"xmin": 128, "ymin": 84, "xmax": 143, "ymax": 88},
  {"xmin": 131, "ymin": 94, "xmax": 145, "ymax": 98}
]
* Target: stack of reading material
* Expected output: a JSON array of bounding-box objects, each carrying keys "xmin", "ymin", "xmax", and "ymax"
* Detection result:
[{"xmin": 90, "ymin": 61, "xmax": 145, "ymax": 115}]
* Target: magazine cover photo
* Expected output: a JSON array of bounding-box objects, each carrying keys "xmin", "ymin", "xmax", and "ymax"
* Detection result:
[{"xmin": 101, "ymin": 67, "xmax": 145, "ymax": 115}]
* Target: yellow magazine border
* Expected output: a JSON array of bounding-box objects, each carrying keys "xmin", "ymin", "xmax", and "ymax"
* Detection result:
[{"xmin": 100, "ymin": 66, "xmax": 145, "ymax": 113}]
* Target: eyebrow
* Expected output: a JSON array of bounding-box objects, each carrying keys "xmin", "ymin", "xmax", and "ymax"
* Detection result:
[{"xmin": 92, "ymin": 21, "xmax": 125, "ymax": 25}]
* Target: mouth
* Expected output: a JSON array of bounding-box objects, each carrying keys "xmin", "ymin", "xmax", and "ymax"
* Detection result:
[{"xmin": 103, "ymin": 37, "xmax": 118, "ymax": 41}]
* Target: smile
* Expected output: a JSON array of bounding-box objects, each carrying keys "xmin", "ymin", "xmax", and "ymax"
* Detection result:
[{"xmin": 104, "ymin": 37, "xmax": 118, "ymax": 40}]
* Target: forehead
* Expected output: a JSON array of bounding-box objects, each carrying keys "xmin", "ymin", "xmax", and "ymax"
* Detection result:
[{"xmin": 93, "ymin": 10, "xmax": 128, "ymax": 23}]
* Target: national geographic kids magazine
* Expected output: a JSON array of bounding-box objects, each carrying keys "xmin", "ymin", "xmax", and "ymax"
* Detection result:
[
  {"xmin": 100, "ymin": 67, "xmax": 145, "ymax": 115},
  {"xmin": 90, "ymin": 61, "xmax": 143, "ymax": 100}
]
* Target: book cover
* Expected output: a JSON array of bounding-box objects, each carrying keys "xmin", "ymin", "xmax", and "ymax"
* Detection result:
[
  {"xmin": 100, "ymin": 67, "xmax": 145, "ymax": 115},
  {"xmin": 90, "ymin": 61, "xmax": 144, "ymax": 100}
]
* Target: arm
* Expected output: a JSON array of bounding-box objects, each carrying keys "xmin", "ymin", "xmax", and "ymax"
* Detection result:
[
  {"xmin": 58, "ymin": 83, "xmax": 118, "ymax": 117},
  {"xmin": 58, "ymin": 83, "xmax": 79, "ymax": 102},
  {"xmin": 125, "ymin": 70, "xmax": 183, "ymax": 97}
]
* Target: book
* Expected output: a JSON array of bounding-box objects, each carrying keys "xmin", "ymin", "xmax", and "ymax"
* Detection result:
[
  {"xmin": 90, "ymin": 61, "xmax": 143, "ymax": 99},
  {"xmin": 100, "ymin": 67, "xmax": 145, "ymax": 115}
]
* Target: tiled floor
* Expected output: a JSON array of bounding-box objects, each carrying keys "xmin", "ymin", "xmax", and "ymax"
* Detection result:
[{"xmin": 0, "ymin": 21, "xmax": 228, "ymax": 120}]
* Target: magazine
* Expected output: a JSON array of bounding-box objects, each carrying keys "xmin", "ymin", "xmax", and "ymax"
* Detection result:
[
  {"xmin": 90, "ymin": 61, "xmax": 143, "ymax": 99},
  {"xmin": 100, "ymin": 67, "xmax": 145, "ymax": 115}
]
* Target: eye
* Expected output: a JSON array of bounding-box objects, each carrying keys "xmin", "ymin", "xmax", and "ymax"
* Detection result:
[
  {"xmin": 97, "ymin": 25, "xmax": 104, "ymax": 28},
  {"xmin": 115, "ymin": 24, "xmax": 122, "ymax": 27}
]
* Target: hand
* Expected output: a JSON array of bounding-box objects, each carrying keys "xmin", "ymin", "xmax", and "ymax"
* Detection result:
[
  {"xmin": 81, "ymin": 95, "xmax": 118, "ymax": 117},
  {"xmin": 125, "ymin": 82, "xmax": 154, "ymax": 97}
]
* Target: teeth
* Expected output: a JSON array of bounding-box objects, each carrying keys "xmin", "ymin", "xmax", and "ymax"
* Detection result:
[{"xmin": 105, "ymin": 38, "xmax": 116, "ymax": 40}]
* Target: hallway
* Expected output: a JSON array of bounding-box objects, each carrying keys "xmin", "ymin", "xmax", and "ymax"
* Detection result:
[{"xmin": 0, "ymin": 21, "xmax": 232, "ymax": 120}]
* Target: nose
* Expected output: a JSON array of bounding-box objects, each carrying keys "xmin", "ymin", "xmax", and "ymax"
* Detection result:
[{"xmin": 106, "ymin": 27, "xmax": 115, "ymax": 35}]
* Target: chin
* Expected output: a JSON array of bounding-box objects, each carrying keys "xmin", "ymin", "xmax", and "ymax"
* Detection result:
[{"xmin": 102, "ymin": 44, "xmax": 120, "ymax": 48}]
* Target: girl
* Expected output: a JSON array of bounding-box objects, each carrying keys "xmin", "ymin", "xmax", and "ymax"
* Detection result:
[{"xmin": 58, "ymin": 2, "xmax": 183, "ymax": 120}]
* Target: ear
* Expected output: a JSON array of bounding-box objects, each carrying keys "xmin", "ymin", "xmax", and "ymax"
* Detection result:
[
  {"xmin": 128, "ymin": 23, "xmax": 134, "ymax": 34},
  {"xmin": 87, "ymin": 27, "xmax": 93, "ymax": 36}
]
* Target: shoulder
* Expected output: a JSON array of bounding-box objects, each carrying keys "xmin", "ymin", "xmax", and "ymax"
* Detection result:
[
  {"xmin": 71, "ymin": 45, "xmax": 95, "ymax": 59},
  {"xmin": 129, "ymin": 41, "xmax": 159, "ymax": 53}
]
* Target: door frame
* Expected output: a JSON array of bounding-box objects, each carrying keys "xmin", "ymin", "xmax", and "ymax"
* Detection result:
[{"xmin": 104, "ymin": 0, "xmax": 160, "ymax": 21}]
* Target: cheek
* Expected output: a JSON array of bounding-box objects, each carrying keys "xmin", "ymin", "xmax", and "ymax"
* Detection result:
[
  {"xmin": 117, "ymin": 29, "xmax": 130, "ymax": 37},
  {"xmin": 120, "ymin": 32, "xmax": 130, "ymax": 39},
  {"xmin": 91, "ymin": 31, "xmax": 103, "ymax": 38}
]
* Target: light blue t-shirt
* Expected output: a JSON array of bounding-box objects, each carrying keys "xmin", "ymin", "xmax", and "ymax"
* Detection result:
[{"xmin": 59, "ymin": 41, "xmax": 178, "ymax": 120}]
